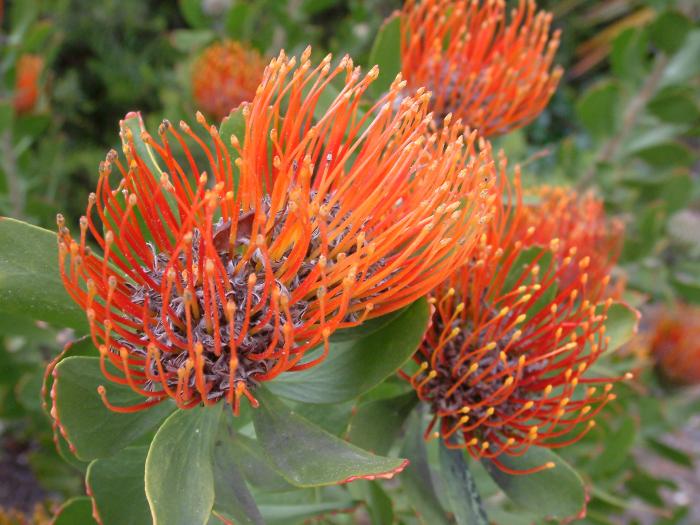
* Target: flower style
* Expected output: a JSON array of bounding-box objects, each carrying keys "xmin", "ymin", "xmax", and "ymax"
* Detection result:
[
  {"xmin": 192, "ymin": 40, "xmax": 266, "ymax": 120},
  {"xmin": 399, "ymin": 0, "xmax": 563, "ymax": 136},
  {"xmin": 651, "ymin": 304, "xmax": 700, "ymax": 385},
  {"xmin": 57, "ymin": 49, "xmax": 495, "ymax": 414},
  {"xmin": 407, "ymin": 169, "xmax": 628, "ymax": 473},
  {"xmin": 13, "ymin": 54, "xmax": 43, "ymax": 114}
]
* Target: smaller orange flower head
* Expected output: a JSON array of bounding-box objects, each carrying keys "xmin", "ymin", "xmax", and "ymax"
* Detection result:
[
  {"xmin": 519, "ymin": 185, "xmax": 624, "ymax": 292},
  {"xmin": 651, "ymin": 304, "xmax": 700, "ymax": 385},
  {"xmin": 408, "ymin": 168, "xmax": 629, "ymax": 474},
  {"xmin": 192, "ymin": 40, "xmax": 266, "ymax": 121},
  {"xmin": 57, "ymin": 48, "xmax": 495, "ymax": 415},
  {"xmin": 13, "ymin": 54, "xmax": 43, "ymax": 114},
  {"xmin": 399, "ymin": 0, "xmax": 563, "ymax": 136}
]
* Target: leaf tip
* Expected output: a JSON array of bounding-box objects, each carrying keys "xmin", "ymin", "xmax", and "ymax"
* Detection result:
[{"xmin": 340, "ymin": 458, "xmax": 410, "ymax": 484}]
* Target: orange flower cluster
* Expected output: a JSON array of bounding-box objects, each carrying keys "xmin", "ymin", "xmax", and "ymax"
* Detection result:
[
  {"xmin": 192, "ymin": 40, "xmax": 266, "ymax": 120},
  {"xmin": 651, "ymin": 304, "xmax": 700, "ymax": 385},
  {"xmin": 0, "ymin": 504, "xmax": 51, "ymax": 525},
  {"xmin": 13, "ymin": 54, "xmax": 43, "ymax": 114},
  {"xmin": 399, "ymin": 0, "xmax": 562, "ymax": 136},
  {"xmin": 57, "ymin": 49, "xmax": 495, "ymax": 414},
  {"xmin": 407, "ymin": 167, "xmax": 627, "ymax": 473}
]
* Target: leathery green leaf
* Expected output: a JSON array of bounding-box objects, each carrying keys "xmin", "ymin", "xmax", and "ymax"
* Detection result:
[
  {"xmin": 145, "ymin": 404, "xmax": 223, "ymax": 525},
  {"xmin": 483, "ymin": 446, "xmax": 586, "ymax": 521},
  {"xmin": 0, "ymin": 217, "xmax": 86, "ymax": 331},
  {"xmin": 252, "ymin": 388, "xmax": 408, "ymax": 488},
  {"xmin": 269, "ymin": 299, "xmax": 429, "ymax": 404},
  {"xmin": 51, "ymin": 356, "xmax": 174, "ymax": 460},
  {"xmin": 87, "ymin": 446, "xmax": 151, "ymax": 525}
]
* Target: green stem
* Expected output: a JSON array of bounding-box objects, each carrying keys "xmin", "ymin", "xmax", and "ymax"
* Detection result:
[{"xmin": 439, "ymin": 441, "xmax": 489, "ymax": 525}]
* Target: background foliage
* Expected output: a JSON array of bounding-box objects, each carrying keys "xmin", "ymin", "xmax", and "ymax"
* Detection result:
[{"xmin": 1, "ymin": 0, "xmax": 699, "ymax": 523}]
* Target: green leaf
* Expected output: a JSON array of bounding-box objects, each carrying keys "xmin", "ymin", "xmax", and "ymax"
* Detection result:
[
  {"xmin": 633, "ymin": 142, "xmax": 694, "ymax": 167},
  {"xmin": 216, "ymin": 416, "xmax": 295, "ymax": 492},
  {"xmin": 0, "ymin": 102, "xmax": 12, "ymax": 132},
  {"xmin": 42, "ymin": 336, "xmax": 93, "ymax": 411},
  {"xmin": 368, "ymin": 14, "xmax": 401, "ymax": 99},
  {"xmin": 365, "ymin": 481, "xmax": 394, "ymax": 525},
  {"xmin": 52, "ymin": 497, "xmax": 98, "ymax": 525},
  {"xmin": 611, "ymin": 27, "xmax": 649, "ymax": 85},
  {"xmin": 259, "ymin": 500, "xmax": 357, "ymax": 525},
  {"xmin": 661, "ymin": 30, "xmax": 700, "ymax": 88},
  {"xmin": 483, "ymin": 447, "xmax": 586, "ymax": 521},
  {"xmin": 179, "ymin": 0, "xmax": 209, "ymax": 28},
  {"xmin": 399, "ymin": 410, "xmax": 450, "ymax": 525},
  {"xmin": 252, "ymin": 388, "xmax": 408, "ymax": 487},
  {"xmin": 0, "ymin": 217, "xmax": 86, "ymax": 331},
  {"xmin": 602, "ymin": 302, "xmax": 640, "ymax": 354},
  {"xmin": 576, "ymin": 81, "xmax": 621, "ymax": 140},
  {"xmin": 52, "ymin": 356, "xmax": 174, "ymax": 460},
  {"xmin": 268, "ymin": 299, "xmax": 429, "ymax": 404},
  {"xmin": 87, "ymin": 446, "xmax": 151, "ymax": 525},
  {"xmin": 589, "ymin": 416, "xmax": 636, "ymax": 476},
  {"xmin": 170, "ymin": 29, "xmax": 215, "ymax": 53},
  {"xmin": 645, "ymin": 437, "xmax": 693, "ymax": 468},
  {"xmin": 219, "ymin": 107, "xmax": 246, "ymax": 191},
  {"xmin": 145, "ymin": 404, "xmax": 223, "ymax": 525},
  {"xmin": 650, "ymin": 10, "xmax": 693, "ymax": 54},
  {"xmin": 648, "ymin": 87, "xmax": 700, "ymax": 125},
  {"xmin": 346, "ymin": 392, "xmax": 418, "ymax": 455},
  {"xmin": 439, "ymin": 443, "xmax": 489, "ymax": 525},
  {"xmin": 212, "ymin": 423, "xmax": 265, "ymax": 525}
]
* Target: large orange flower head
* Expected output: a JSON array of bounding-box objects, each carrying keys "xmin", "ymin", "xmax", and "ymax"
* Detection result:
[
  {"xmin": 408, "ymin": 171, "xmax": 628, "ymax": 473},
  {"xmin": 192, "ymin": 40, "xmax": 266, "ymax": 121},
  {"xmin": 399, "ymin": 0, "xmax": 563, "ymax": 136},
  {"xmin": 57, "ymin": 48, "xmax": 495, "ymax": 414},
  {"xmin": 13, "ymin": 54, "xmax": 43, "ymax": 114},
  {"xmin": 651, "ymin": 304, "xmax": 700, "ymax": 386}
]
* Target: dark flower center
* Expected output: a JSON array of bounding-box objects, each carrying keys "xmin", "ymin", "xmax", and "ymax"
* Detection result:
[{"xmin": 418, "ymin": 306, "xmax": 546, "ymax": 440}]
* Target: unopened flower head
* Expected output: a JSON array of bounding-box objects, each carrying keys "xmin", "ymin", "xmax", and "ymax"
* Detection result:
[
  {"xmin": 57, "ymin": 49, "xmax": 494, "ymax": 414},
  {"xmin": 14, "ymin": 54, "xmax": 43, "ymax": 114},
  {"xmin": 408, "ymin": 165, "xmax": 628, "ymax": 473},
  {"xmin": 398, "ymin": 0, "xmax": 562, "ymax": 136},
  {"xmin": 192, "ymin": 40, "xmax": 266, "ymax": 120},
  {"xmin": 651, "ymin": 303, "xmax": 700, "ymax": 386}
]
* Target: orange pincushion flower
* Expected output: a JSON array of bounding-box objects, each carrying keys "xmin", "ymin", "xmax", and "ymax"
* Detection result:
[
  {"xmin": 192, "ymin": 40, "xmax": 266, "ymax": 120},
  {"xmin": 408, "ymin": 170, "xmax": 629, "ymax": 473},
  {"xmin": 399, "ymin": 0, "xmax": 563, "ymax": 136},
  {"xmin": 13, "ymin": 54, "xmax": 43, "ymax": 114},
  {"xmin": 56, "ymin": 49, "xmax": 495, "ymax": 415},
  {"xmin": 651, "ymin": 304, "xmax": 700, "ymax": 385},
  {"xmin": 519, "ymin": 185, "xmax": 624, "ymax": 291}
]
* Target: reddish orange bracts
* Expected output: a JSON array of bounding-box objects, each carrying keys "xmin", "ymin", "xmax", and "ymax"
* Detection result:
[
  {"xmin": 14, "ymin": 54, "xmax": 43, "ymax": 114},
  {"xmin": 192, "ymin": 40, "xmax": 266, "ymax": 120},
  {"xmin": 399, "ymin": 0, "xmax": 562, "ymax": 136},
  {"xmin": 408, "ymin": 164, "xmax": 628, "ymax": 473},
  {"xmin": 651, "ymin": 304, "xmax": 700, "ymax": 386},
  {"xmin": 57, "ymin": 49, "xmax": 495, "ymax": 415}
]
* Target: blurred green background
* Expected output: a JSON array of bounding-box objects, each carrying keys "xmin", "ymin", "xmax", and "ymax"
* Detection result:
[{"xmin": 1, "ymin": 0, "xmax": 700, "ymax": 523}]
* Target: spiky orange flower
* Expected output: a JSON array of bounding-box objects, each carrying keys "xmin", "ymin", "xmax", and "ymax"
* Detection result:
[
  {"xmin": 57, "ymin": 49, "xmax": 495, "ymax": 414},
  {"xmin": 192, "ymin": 40, "xmax": 266, "ymax": 121},
  {"xmin": 13, "ymin": 54, "xmax": 43, "ymax": 114},
  {"xmin": 399, "ymin": 0, "xmax": 563, "ymax": 136},
  {"xmin": 407, "ymin": 170, "xmax": 629, "ymax": 473},
  {"xmin": 651, "ymin": 304, "xmax": 700, "ymax": 385},
  {"xmin": 519, "ymin": 185, "xmax": 624, "ymax": 291}
]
